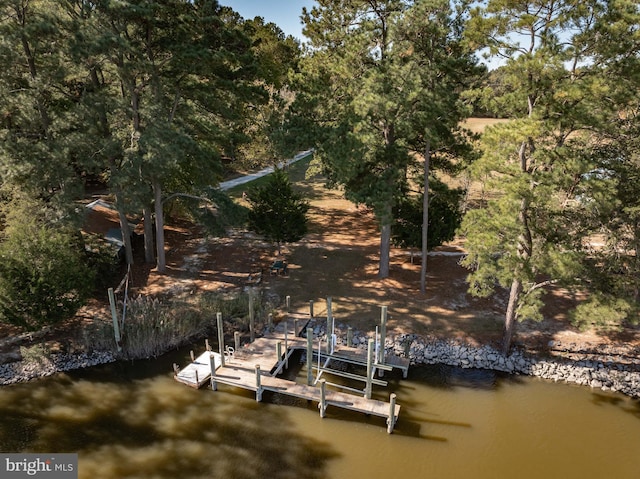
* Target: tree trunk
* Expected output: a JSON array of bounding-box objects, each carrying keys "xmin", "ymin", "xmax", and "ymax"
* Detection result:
[
  {"xmin": 109, "ymin": 157, "xmax": 134, "ymax": 265},
  {"xmin": 154, "ymin": 179, "xmax": 166, "ymax": 273},
  {"xmin": 420, "ymin": 139, "xmax": 431, "ymax": 294},
  {"xmin": 502, "ymin": 141, "xmax": 533, "ymax": 354},
  {"xmin": 502, "ymin": 277, "xmax": 523, "ymax": 354},
  {"xmin": 115, "ymin": 199, "xmax": 134, "ymax": 266},
  {"xmin": 633, "ymin": 218, "xmax": 640, "ymax": 304},
  {"xmin": 143, "ymin": 204, "xmax": 155, "ymax": 264},
  {"xmin": 379, "ymin": 219, "xmax": 392, "ymax": 279}
]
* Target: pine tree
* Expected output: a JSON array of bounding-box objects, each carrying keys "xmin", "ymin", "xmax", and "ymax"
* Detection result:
[
  {"xmin": 246, "ymin": 168, "xmax": 309, "ymax": 255},
  {"xmin": 65, "ymin": 0, "xmax": 264, "ymax": 271},
  {"xmin": 461, "ymin": 0, "xmax": 640, "ymax": 352},
  {"xmin": 393, "ymin": 179, "xmax": 464, "ymax": 255},
  {"xmin": 292, "ymin": 0, "xmax": 477, "ymax": 278}
]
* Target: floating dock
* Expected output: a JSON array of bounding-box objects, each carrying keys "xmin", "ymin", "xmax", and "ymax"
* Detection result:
[{"xmin": 174, "ymin": 309, "xmax": 409, "ymax": 433}]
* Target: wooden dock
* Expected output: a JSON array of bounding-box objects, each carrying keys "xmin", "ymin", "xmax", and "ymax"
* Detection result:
[
  {"xmin": 175, "ymin": 350, "xmax": 222, "ymax": 388},
  {"xmin": 174, "ymin": 313, "xmax": 406, "ymax": 433}
]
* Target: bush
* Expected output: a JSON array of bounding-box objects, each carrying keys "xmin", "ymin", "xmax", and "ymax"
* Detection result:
[
  {"xmin": 0, "ymin": 195, "xmax": 94, "ymax": 331},
  {"xmin": 246, "ymin": 167, "xmax": 309, "ymax": 253}
]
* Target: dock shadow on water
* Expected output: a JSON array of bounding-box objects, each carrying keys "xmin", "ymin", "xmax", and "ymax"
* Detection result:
[{"xmin": 0, "ymin": 351, "xmax": 338, "ymax": 479}]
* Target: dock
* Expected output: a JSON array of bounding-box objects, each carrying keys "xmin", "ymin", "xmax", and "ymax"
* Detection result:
[{"xmin": 174, "ymin": 308, "xmax": 409, "ymax": 433}]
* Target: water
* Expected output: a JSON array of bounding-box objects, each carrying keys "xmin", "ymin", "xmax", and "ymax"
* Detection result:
[{"xmin": 0, "ymin": 348, "xmax": 639, "ymax": 479}]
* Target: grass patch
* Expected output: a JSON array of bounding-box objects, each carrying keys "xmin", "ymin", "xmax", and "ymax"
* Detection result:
[{"xmin": 81, "ymin": 289, "xmax": 277, "ymax": 360}]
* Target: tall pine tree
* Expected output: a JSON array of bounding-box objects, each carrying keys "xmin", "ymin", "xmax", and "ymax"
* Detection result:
[
  {"xmin": 292, "ymin": 0, "xmax": 477, "ymax": 279},
  {"xmin": 461, "ymin": 0, "xmax": 640, "ymax": 352}
]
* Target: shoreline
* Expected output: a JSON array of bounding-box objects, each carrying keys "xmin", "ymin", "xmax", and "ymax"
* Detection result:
[{"xmin": 1, "ymin": 323, "xmax": 639, "ymax": 400}]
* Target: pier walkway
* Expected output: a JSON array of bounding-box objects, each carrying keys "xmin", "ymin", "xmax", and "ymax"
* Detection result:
[{"xmin": 174, "ymin": 313, "xmax": 408, "ymax": 433}]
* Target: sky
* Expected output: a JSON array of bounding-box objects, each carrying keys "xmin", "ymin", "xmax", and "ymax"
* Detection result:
[
  {"xmin": 217, "ymin": 1, "xmax": 317, "ymax": 42},
  {"xmin": 216, "ymin": 1, "xmax": 501, "ymax": 69}
]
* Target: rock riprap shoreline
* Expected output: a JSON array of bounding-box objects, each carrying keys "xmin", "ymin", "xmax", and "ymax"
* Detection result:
[
  {"xmin": 0, "ymin": 351, "xmax": 116, "ymax": 385},
  {"xmin": 402, "ymin": 335, "xmax": 639, "ymax": 398}
]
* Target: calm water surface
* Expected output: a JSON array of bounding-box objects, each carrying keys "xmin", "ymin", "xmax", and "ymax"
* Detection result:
[{"xmin": 0, "ymin": 347, "xmax": 638, "ymax": 479}]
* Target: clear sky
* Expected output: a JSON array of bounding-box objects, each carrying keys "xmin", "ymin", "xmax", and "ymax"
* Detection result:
[{"xmin": 217, "ymin": 1, "xmax": 317, "ymax": 42}]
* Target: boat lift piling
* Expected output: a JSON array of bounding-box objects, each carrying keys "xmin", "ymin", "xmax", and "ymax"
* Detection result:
[
  {"xmin": 306, "ymin": 327, "xmax": 313, "ymax": 386},
  {"xmin": 217, "ymin": 312, "xmax": 225, "ymax": 367},
  {"xmin": 209, "ymin": 352, "xmax": 217, "ymax": 391},
  {"xmin": 366, "ymin": 338, "xmax": 374, "ymax": 399},
  {"xmin": 379, "ymin": 306, "xmax": 387, "ymax": 366}
]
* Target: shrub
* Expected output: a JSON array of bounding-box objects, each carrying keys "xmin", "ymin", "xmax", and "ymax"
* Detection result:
[
  {"xmin": 246, "ymin": 167, "xmax": 309, "ymax": 254},
  {"xmin": 0, "ymin": 195, "xmax": 94, "ymax": 331}
]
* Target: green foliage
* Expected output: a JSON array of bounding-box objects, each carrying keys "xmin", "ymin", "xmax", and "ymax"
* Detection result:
[
  {"xmin": 570, "ymin": 293, "xmax": 634, "ymax": 332},
  {"xmin": 392, "ymin": 178, "xmax": 464, "ymax": 250},
  {"xmin": 291, "ymin": 0, "xmax": 480, "ymax": 277},
  {"xmin": 0, "ymin": 195, "xmax": 93, "ymax": 331},
  {"xmin": 83, "ymin": 242, "xmax": 120, "ymax": 293},
  {"xmin": 233, "ymin": 15, "xmax": 301, "ymax": 166},
  {"xmin": 185, "ymin": 188, "xmax": 249, "ymax": 237},
  {"xmin": 246, "ymin": 168, "xmax": 310, "ymax": 250},
  {"xmin": 1, "ymin": 0, "xmax": 278, "ymax": 269},
  {"xmin": 460, "ymin": 0, "xmax": 640, "ymax": 349}
]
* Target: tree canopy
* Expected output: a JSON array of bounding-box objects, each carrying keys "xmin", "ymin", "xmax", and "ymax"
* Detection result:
[
  {"xmin": 460, "ymin": 0, "xmax": 640, "ymax": 352},
  {"xmin": 1, "ymin": 0, "xmax": 639, "ymax": 345},
  {"xmin": 291, "ymin": 0, "xmax": 478, "ymax": 278}
]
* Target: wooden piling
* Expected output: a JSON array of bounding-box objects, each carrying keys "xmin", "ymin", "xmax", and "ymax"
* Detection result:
[
  {"xmin": 249, "ymin": 293, "xmax": 255, "ymax": 342},
  {"xmin": 284, "ymin": 320, "xmax": 289, "ymax": 369},
  {"xmin": 234, "ymin": 331, "xmax": 240, "ymax": 352},
  {"xmin": 366, "ymin": 338, "xmax": 374, "ymax": 399},
  {"xmin": 277, "ymin": 341, "xmax": 282, "ymax": 368},
  {"xmin": 286, "ymin": 295, "xmax": 291, "ymax": 311},
  {"xmin": 294, "ymin": 318, "xmax": 299, "ymax": 337},
  {"xmin": 309, "ymin": 300, "xmax": 314, "ymax": 318},
  {"xmin": 190, "ymin": 350, "xmax": 195, "ymax": 362},
  {"xmin": 205, "ymin": 338, "xmax": 211, "ymax": 351},
  {"xmin": 268, "ymin": 313, "xmax": 273, "ymax": 331},
  {"xmin": 306, "ymin": 327, "xmax": 313, "ymax": 386},
  {"xmin": 217, "ymin": 312, "xmax": 225, "ymax": 367},
  {"xmin": 387, "ymin": 393, "xmax": 397, "ymax": 433},
  {"xmin": 255, "ymin": 365, "xmax": 262, "ymax": 401},
  {"xmin": 209, "ymin": 353, "xmax": 217, "ymax": 391},
  {"xmin": 319, "ymin": 379, "xmax": 327, "ymax": 418},
  {"xmin": 347, "ymin": 327, "xmax": 353, "ymax": 348},
  {"xmin": 107, "ymin": 288, "xmax": 122, "ymax": 352},
  {"xmin": 326, "ymin": 315, "xmax": 332, "ymax": 355},
  {"xmin": 379, "ymin": 306, "xmax": 388, "ymax": 365}
]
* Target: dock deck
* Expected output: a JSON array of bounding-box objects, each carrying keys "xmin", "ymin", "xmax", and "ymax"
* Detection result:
[{"xmin": 174, "ymin": 315, "xmax": 406, "ymax": 432}]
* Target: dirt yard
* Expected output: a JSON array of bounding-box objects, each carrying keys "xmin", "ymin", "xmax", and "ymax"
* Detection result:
[{"xmin": 1, "ymin": 163, "xmax": 639, "ymax": 365}]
